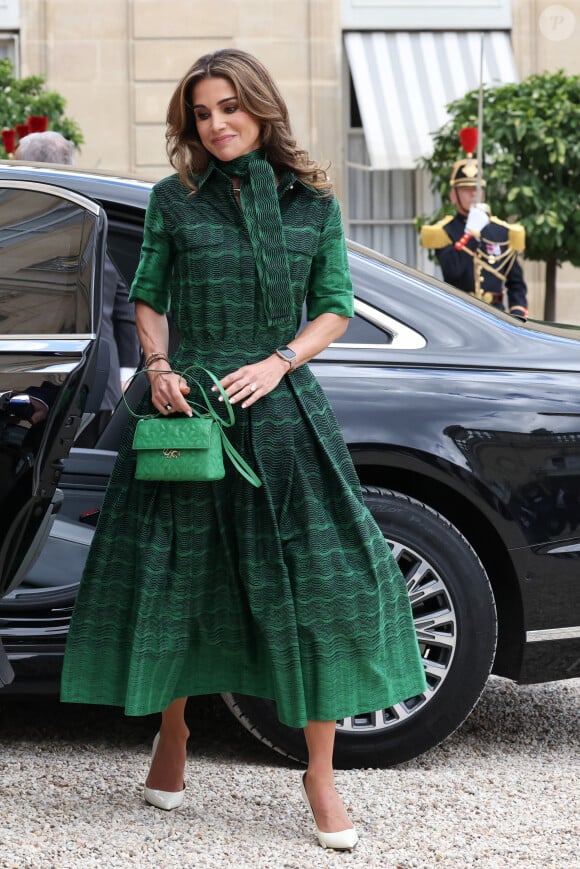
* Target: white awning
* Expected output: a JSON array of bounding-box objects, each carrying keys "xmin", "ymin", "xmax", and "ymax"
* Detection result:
[{"xmin": 345, "ymin": 31, "xmax": 519, "ymax": 171}]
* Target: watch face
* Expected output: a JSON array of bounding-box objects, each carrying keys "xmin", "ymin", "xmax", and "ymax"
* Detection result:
[{"xmin": 277, "ymin": 346, "xmax": 296, "ymax": 361}]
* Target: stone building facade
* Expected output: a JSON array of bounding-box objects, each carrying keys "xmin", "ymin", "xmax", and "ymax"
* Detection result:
[{"xmin": 17, "ymin": 0, "xmax": 344, "ymax": 189}]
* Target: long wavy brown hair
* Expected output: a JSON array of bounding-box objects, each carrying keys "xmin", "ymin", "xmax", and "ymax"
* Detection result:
[{"xmin": 166, "ymin": 48, "xmax": 331, "ymax": 193}]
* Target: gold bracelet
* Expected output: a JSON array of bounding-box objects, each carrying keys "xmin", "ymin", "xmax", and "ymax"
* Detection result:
[{"xmin": 144, "ymin": 351, "xmax": 169, "ymax": 367}]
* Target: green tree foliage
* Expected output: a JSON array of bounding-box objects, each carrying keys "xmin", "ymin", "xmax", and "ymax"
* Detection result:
[
  {"xmin": 418, "ymin": 70, "xmax": 580, "ymax": 321},
  {"xmin": 0, "ymin": 59, "xmax": 83, "ymax": 156}
]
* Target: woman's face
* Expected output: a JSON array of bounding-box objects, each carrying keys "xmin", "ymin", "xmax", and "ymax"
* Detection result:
[{"xmin": 191, "ymin": 76, "xmax": 262, "ymax": 162}]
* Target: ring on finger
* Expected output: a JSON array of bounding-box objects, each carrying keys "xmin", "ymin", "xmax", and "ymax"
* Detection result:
[
  {"xmin": 165, "ymin": 403, "xmax": 172, "ymax": 411},
  {"xmin": 249, "ymin": 383, "xmax": 257, "ymax": 392}
]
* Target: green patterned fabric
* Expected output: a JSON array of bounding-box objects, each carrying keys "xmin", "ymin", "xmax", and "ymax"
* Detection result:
[
  {"xmin": 215, "ymin": 150, "xmax": 293, "ymax": 326},
  {"xmin": 60, "ymin": 165, "xmax": 427, "ymax": 727}
]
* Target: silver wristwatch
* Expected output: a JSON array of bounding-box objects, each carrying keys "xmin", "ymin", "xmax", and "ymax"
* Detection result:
[{"xmin": 275, "ymin": 345, "xmax": 297, "ymax": 369}]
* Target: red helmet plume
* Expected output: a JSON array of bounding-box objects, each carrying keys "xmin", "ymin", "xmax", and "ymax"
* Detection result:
[{"xmin": 459, "ymin": 126, "xmax": 478, "ymax": 158}]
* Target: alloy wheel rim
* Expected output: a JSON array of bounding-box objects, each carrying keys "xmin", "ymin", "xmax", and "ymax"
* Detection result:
[{"xmin": 336, "ymin": 537, "xmax": 457, "ymax": 735}]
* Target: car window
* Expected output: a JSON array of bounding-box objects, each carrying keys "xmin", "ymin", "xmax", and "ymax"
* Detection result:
[
  {"xmin": 334, "ymin": 314, "xmax": 391, "ymax": 345},
  {"xmin": 103, "ymin": 205, "xmax": 144, "ymax": 289},
  {"xmin": 0, "ymin": 187, "xmax": 94, "ymax": 334},
  {"xmin": 299, "ymin": 299, "xmax": 424, "ymax": 351},
  {"xmin": 333, "ymin": 299, "xmax": 426, "ymax": 350}
]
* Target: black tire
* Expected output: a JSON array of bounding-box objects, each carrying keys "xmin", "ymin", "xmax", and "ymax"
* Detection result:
[{"xmin": 222, "ymin": 487, "xmax": 497, "ymax": 768}]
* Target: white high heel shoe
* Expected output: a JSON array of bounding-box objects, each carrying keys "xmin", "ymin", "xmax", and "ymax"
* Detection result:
[
  {"xmin": 144, "ymin": 732, "xmax": 185, "ymax": 811},
  {"xmin": 300, "ymin": 773, "xmax": 359, "ymax": 850}
]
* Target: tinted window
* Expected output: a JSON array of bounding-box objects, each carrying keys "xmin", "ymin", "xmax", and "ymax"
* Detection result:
[
  {"xmin": 104, "ymin": 205, "xmax": 145, "ymax": 289},
  {"xmin": 299, "ymin": 309, "xmax": 392, "ymax": 345},
  {"xmin": 335, "ymin": 314, "xmax": 391, "ymax": 344},
  {"xmin": 0, "ymin": 188, "xmax": 95, "ymax": 334}
]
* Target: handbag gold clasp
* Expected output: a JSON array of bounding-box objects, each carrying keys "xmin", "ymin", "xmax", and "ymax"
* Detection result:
[{"xmin": 162, "ymin": 449, "xmax": 181, "ymax": 459}]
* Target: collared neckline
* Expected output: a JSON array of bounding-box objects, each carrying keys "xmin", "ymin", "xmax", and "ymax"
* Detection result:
[{"xmin": 196, "ymin": 160, "xmax": 312, "ymax": 199}]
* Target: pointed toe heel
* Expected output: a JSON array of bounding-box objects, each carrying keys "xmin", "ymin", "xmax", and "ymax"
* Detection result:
[
  {"xmin": 300, "ymin": 773, "xmax": 359, "ymax": 851},
  {"xmin": 144, "ymin": 732, "xmax": 186, "ymax": 811},
  {"xmin": 144, "ymin": 784, "xmax": 185, "ymax": 811}
]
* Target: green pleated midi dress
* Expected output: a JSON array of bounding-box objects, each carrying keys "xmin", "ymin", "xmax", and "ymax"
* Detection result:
[{"xmin": 60, "ymin": 164, "xmax": 427, "ymax": 727}]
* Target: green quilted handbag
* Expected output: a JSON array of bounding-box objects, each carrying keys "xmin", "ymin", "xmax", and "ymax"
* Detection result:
[
  {"xmin": 124, "ymin": 365, "xmax": 261, "ymax": 487},
  {"xmin": 132, "ymin": 414, "xmax": 225, "ymax": 482}
]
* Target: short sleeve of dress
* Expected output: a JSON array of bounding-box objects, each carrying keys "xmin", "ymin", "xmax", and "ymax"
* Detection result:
[
  {"xmin": 305, "ymin": 195, "xmax": 354, "ymax": 321},
  {"xmin": 128, "ymin": 189, "xmax": 173, "ymax": 314}
]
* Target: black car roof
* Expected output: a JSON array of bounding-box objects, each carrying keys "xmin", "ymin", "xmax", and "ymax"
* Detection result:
[{"xmin": 0, "ymin": 160, "xmax": 154, "ymax": 210}]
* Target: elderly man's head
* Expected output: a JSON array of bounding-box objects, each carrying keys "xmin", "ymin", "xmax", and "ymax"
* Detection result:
[{"xmin": 15, "ymin": 131, "xmax": 74, "ymax": 165}]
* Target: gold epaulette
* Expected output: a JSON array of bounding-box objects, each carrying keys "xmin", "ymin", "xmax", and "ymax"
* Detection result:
[
  {"xmin": 420, "ymin": 215, "xmax": 454, "ymax": 250},
  {"xmin": 490, "ymin": 216, "xmax": 526, "ymax": 252}
]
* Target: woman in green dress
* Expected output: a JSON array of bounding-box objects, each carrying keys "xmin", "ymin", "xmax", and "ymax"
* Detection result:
[{"xmin": 61, "ymin": 48, "xmax": 426, "ymax": 850}]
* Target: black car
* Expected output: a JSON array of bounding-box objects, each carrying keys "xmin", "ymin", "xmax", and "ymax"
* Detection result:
[{"xmin": 1, "ymin": 162, "xmax": 579, "ymax": 769}]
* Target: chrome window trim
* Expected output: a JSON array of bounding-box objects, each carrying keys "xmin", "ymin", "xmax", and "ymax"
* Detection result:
[
  {"xmin": 0, "ymin": 179, "xmax": 101, "ymax": 215},
  {"xmin": 544, "ymin": 542, "xmax": 580, "ymax": 555},
  {"xmin": 0, "ymin": 338, "xmax": 93, "ymax": 350},
  {"xmin": 2, "ymin": 163, "xmax": 153, "ymax": 193},
  {"xmin": 329, "ymin": 298, "xmax": 426, "ymax": 351},
  {"xmin": 526, "ymin": 626, "xmax": 580, "ymax": 642}
]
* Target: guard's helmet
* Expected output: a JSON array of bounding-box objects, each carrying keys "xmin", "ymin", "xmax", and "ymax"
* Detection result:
[{"xmin": 449, "ymin": 127, "xmax": 486, "ymax": 188}]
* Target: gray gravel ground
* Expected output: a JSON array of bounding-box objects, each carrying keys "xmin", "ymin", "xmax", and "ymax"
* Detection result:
[{"xmin": 1, "ymin": 676, "xmax": 579, "ymax": 869}]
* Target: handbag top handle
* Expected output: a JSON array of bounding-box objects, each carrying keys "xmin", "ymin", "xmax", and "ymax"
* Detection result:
[
  {"xmin": 123, "ymin": 364, "xmax": 235, "ymax": 428},
  {"xmin": 122, "ymin": 364, "xmax": 262, "ymax": 488}
]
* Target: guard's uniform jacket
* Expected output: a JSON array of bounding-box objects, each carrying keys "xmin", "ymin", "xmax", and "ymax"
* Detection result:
[{"xmin": 421, "ymin": 212, "xmax": 528, "ymax": 316}]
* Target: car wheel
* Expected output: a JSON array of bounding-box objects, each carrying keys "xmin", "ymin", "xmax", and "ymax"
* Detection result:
[{"xmin": 222, "ymin": 487, "xmax": 498, "ymax": 768}]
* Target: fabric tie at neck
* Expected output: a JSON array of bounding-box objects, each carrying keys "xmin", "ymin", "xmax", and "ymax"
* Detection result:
[{"xmin": 215, "ymin": 151, "xmax": 293, "ymax": 326}]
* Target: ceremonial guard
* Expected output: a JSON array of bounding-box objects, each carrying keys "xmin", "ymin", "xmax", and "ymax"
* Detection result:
[{"xmin": 421, "ymin": 127, "xmax": 528, "ymax": 318}]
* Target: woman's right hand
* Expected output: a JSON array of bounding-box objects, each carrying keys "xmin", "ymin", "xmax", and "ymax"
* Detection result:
[
  {"xmin": 148, "ymin": 368, "xmax": 192, "ymax": 416},
  {"xmin": 135, "ymin": 303, "xmax": 190, "ymax": 414}
]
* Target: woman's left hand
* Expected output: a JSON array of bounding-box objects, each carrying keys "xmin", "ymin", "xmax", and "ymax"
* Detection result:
[{"xmin": 216, "ymin": 355, "xmax": 290, "ymax": 408}]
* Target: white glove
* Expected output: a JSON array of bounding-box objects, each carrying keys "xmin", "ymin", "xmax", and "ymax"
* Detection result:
[{"xmin": 465, "ymin": 203, "xmax": 490, "ymax": 237}]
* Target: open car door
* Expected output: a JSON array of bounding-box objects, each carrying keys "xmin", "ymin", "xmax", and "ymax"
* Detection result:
[{"xmin": 0, "ymin": 180, "xmax": 106, "ymax": 683}]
